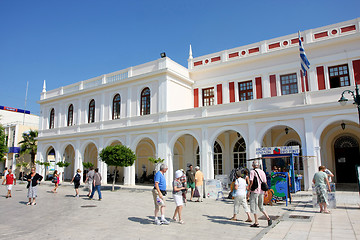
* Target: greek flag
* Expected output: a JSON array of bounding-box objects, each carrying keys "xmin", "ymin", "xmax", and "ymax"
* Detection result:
[{"xmin": 299, "ymin": 32, "xmax": 310, "ymax": 76}]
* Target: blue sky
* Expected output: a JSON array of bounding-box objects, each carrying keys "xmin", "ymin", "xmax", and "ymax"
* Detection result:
[{"xmin": 1, "ymin": 0, "xmax": 359, "ymax": 115}]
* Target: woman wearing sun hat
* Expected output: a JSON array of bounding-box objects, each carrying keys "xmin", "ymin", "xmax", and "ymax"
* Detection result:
[{"xmin": 172, "ymin": 170, "xmax": 186, "ymax": 224}]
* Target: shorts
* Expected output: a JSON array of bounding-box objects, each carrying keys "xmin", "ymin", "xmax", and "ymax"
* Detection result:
[
  {"xmin": 6, "ymin": 185, "xmax": 13, "ymax": 190},
  {"xmin": 173, "ymin": 194, "xmax": 183, "ymax": 206},
  {"xmin": 187, "ymin": 182, "xmax": 195, "ymax": 189},
  {"xmin": 250, "ymin": 192, "xmax": 265, "ymax": 214},
  {"xmin": 74, "ymin": 183, "xmax": 80, "ymax": 189},
  {"xmin": 152, "ymin": 188, "xmax": 166, "ymax": 211}
]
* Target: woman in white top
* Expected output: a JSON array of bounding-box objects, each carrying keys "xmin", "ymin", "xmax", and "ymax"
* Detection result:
[{"xmin": 230, "ymin": 170, "xmax": 252, "ymax": 222}]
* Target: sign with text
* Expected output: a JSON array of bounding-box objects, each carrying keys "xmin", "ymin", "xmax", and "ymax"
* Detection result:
[{"xmin": 256, "ymin": 146, "xmax": 300, "ymax": 155}]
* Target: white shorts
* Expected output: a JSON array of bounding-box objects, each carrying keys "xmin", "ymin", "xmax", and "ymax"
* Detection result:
[
  {"xmin": 173, "ymin": 194, "xmax": 183, "ymax": 206},
  {"xmin": 6, "ymin": 185, "xmax": 13, "ymax": 190}
]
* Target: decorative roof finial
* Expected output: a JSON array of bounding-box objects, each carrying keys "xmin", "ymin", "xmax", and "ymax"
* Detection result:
[
  {"xmin": 42, "ymin": 80, "xmax": 46, "ymax": 93},
  {"xmin": 189, "ymin": 44, "xmax": 193, "ymax": 60}
]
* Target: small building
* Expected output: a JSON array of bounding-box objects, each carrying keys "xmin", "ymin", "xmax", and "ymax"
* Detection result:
[
  {"xmin": 0, "ymin": 106, "xmax": 39, "ymax": 176},
  {"xmin": 37, "ymin": 18, "xmax": 360, "ymax": 190}
]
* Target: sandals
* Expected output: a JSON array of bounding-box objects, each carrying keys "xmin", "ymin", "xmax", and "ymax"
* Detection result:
[
  {"xmin": 179, "ymin": 220, "xmax": 184, "ymax": 224},
  {"xmin": 250, "ymin": 223, "xmax": 259, "ymax": 228},
  {"xmin": 245, "ymin": 219, "xmax": 252, "ymax": 222},
  {"xmin": 31, "ymin": 202, "xmax": 37, "ymax": 206},
  {"xmin": 229, "ymin": 217, "xmax": 238, "ymax": 221},
  {"xmin": 323, "ymin": 210, "xmax": 331, "ymax": 214}
]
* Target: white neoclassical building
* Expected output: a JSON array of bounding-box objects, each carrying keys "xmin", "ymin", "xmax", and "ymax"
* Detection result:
[{"xmin": 37, "ymin": 18, "xmax": 360, "ymax": 190}]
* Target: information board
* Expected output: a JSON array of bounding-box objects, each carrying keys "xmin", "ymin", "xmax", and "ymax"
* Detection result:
[{"xmin": 204, "ymin": 179, "xmax": 223, "ymax": 199}]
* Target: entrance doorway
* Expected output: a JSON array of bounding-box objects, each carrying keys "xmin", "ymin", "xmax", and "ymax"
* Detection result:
[{"xmin": 334, "ymin": 136, "xmax": 360, "ymax": 183}]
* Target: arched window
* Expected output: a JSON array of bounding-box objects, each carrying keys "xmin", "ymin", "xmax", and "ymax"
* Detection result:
[
  {"xmin": 140, "ymin": 87, "xmax": 150, "ymax": 115},
  {"xmin": 88, "ymin": 99, "xmax": 95, "ymax": 123},
  {"xmin": 233, "ymin": 138, "xmax": 246, "ymax": 169},
  {"xmin": 112, "ymin": 94, "xmax": 121, "ymax": 120},
  {"xmin": 67, "ymin": 104, "xmax": 74, "ymax": 126},
  {"xmin": 49, "ymin": 108, "xmax": 55, "ymax": 129},
  {"xmin": 213, "ymin": 141, "xmax": 223, "ymax": 175}
]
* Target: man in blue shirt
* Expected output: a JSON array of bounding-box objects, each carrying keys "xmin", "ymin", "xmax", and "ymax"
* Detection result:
[{"xmin": 153, "ymin": 163, "xmax": 169, "ymax": 225}]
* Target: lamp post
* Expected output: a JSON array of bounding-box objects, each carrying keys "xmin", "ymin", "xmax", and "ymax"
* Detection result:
[{"xmin": 338, "ymin": 84, "xmax": 360, "ymax": 125}]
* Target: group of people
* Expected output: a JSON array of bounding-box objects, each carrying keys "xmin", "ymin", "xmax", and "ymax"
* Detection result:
[
  {"xmin": 152, "ymin": 164, "xmax": 204, "ymax": 225},
  {"xmin": 49, "ymin": 166, "xmax": 103, "ymax": 200},
  {"xmin": 1, "ymin": 166, "xmax": 103, "ymax": 205}
]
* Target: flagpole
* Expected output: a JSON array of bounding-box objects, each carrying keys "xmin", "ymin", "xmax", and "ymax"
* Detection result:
[
  {"xmin": 23, "ymin": 81, "xmax": 29, "ymax": 125},
  {"xmin": 298, "ymin": 31, "xmax": 306, "ymax": 93}
]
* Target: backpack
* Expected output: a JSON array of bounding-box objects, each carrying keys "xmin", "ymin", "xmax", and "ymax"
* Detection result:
[
  {"xmin": 74, "ymin": 173, "xmax": 81, "ymax": 183},
  {"xmin": 250, "ymin": 173, "xmax": 258, "ymax": 191}
]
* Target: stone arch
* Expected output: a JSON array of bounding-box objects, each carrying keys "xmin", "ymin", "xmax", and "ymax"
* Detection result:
[
  {"xmin": 62, "ymin": 144, "xmax": 75, "ymax": 180},
  {"xmin": 135, "ymin": 137, "xmax": 156, "ymax": 182}
]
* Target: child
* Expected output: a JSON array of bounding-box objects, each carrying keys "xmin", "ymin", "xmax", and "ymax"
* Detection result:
[{"xmin": 2, "ymin": 168, "xmax": 16, "ymax": 198}]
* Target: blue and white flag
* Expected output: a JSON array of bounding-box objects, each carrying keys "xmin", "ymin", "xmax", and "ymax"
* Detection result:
[{"xmin": 299, "ymin": 32, "xmax": 310, "ymax": 77}]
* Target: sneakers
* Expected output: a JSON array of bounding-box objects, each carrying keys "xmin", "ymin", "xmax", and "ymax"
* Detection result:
[
  {"xmin": 160, "ymin": 219, "xmax": 170, "ymax": 225},
  {"xmin": 154, "ymin": 219, "xmax": 162, "ymax": 225}
]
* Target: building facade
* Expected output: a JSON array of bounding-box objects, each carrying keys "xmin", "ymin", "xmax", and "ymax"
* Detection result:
[
  {"xmin": 0, "ymin": 107, "xmax": 39, "ymax": 175},
  {"xmin": 37, "ymin": 18, "xmax": 360, "ymax": 190}
]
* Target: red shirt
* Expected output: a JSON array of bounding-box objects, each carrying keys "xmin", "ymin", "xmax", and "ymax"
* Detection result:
[{"xmin": 5, "ymin": 173, "xmax": 15, "ymax": 185}]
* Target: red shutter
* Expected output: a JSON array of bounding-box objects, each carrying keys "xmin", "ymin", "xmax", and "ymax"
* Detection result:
[
  {"xmin": 217, "ymin": 84, "xmax": 222, "ymax": 104},
  {"xmin": 269, "ymin": 75, "xmax": 277, "ymax": 97},
  {"xmin": 353, "ymin": 60, "xmax": 360, "ymax": 84},
  {"xmin": 255, "ymin": 77, "xmax": 262, "ymax": 99},
  {"xmin": 229, "ymin": 82, "xmax": 235, "ymax": 102},
  {"xmin": 194, "ymin": 88, "xmax": 199, "ymax": 108},
  {"xmin": 316, "ymin": 66, "xmax": 326, "ymax": 90}
]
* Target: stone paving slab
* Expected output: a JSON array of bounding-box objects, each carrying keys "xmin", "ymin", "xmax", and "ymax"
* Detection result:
[{"xmin": 1, "ymin": 182, "xmax": 359, "ymax": 240}]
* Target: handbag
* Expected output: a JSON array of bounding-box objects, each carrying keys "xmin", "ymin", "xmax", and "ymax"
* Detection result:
[
  {"xmin": 193, "ymin": 187, "xmax": 200, "ymax": 198},
  {"xmin": 52, "ymin": 176, "xmax": 58, "ymax": 183},
  {"xmin": 254, "ymin": 170, "xmax": 268, "ymax": 191}
]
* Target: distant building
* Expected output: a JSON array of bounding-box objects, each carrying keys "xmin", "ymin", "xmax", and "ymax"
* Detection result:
[
  {"xmin": 37, "ymin": 18, "xmax": 360, "ymax": 189},
  {"xmin": 0, "ymin": 106, "xmax": 39, "ymax": 175}
]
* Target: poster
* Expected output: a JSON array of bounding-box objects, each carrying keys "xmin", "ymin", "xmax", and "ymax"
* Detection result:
[
  {"xmin": 204, "ymin": 179, "xmax": 223, "ymax": 199},
  {"xmin": 270, "ymin": 172, "xmax": 288, "ymax": 205}
]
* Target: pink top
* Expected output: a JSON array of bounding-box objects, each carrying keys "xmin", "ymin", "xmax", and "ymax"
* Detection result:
[{"xmin": 249, "ymin": 169, "xmax": 267, "ymax": 194}]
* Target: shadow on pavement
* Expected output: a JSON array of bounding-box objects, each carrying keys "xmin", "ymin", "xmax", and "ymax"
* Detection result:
[
  {"xmin": 203, "ymin": 215, "xmax": 249, "ymax": 226},
  {"xmin": 19, "ymin": 201, "xmax": 28, "ymax": 205},
  {"xmin": 128, "ymin": 216, "xmax": 154, "ymax": 225}
]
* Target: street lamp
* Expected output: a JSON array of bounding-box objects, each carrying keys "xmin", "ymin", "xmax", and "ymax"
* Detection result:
[{"xmin": 338, "ymin": 84, "xmax": 360, "ymax": 125}]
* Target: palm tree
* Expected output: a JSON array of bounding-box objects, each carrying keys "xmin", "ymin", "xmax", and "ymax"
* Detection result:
[{"xmin": 18, "ymin": 130, "xmax": 38, "ymax": 167}]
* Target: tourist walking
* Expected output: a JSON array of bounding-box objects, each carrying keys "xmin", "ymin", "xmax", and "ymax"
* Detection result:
[
  {"xmin": 89, "ymin": 168, "xmax": 102, "ymax": 200},
  {"xmin": 2, "ymin": 168, "xmax": 16, "ymax": 198},
  {"xmin": 84, "ymin": 166, "xmax": 95, "ymax": 197},
  {"xmin": 51, "ymin": 170, "xmax": 60, "ymax": 193},
  {"xmin": 230, "ymin": 170, "xmax": 252, "ymax": 222},
  {"xmin": 152, "ymin": 163, "xmax": 169, "ymax": 225},
  {"xmin": 186, "ymin": 164, "xmax": 196, "ymax": 201},
  {"xmin": 194, "ymin": 166, "xmax": 204, "ymax": 202},
  {"xmin": 248, "ymin": 161, "xmax": 272, "ymax": 228},
  {"xmin": 70, "ymin": 169, "xmax": 82, "ymax": 197},
  {"xmin": 172, "ymin": 170, "xmax": 186, "ymax": 224},
  {"xmin": 25, "ymin": 167, "xmax": 43, "ymax": 206},
  {"xmin": 313, "ymin": 166, "xmax": 331, "ymax": 213}
]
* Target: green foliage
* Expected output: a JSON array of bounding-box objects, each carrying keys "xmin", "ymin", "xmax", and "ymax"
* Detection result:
[
  {"xmin": 82, "ymin": 162, "xmax": 94, "ymax": 169},
  {"xmin": 56, "ymin": 161, "xmax": 71, "ymax": 168},
  {"xmin": 100, "ymin": 145, "xmax": 136, "ymax": 167},
  {"xmin": 0, "ymin": 125, "xmax": 8, "ymax": 161},
  {"xmin": 36, "ymin": 161, "xmax": 50, "ymax": 167},
  {"xmin": 148, "ymin": 157, "xmax": 164, "ymax": 164},
  {"xmin": 18, "ymin": 129, "xmax": 38, "ymax": 166}
]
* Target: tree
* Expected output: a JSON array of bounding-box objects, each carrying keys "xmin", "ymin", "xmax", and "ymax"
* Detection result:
[
  {"xmin": 148, "ymin": 157, "xmax": 164, "ymax": 172},
  {"xmin": 0, "ymin": 125, "xmax": 8, "ymax": 162},
  {"xmin": 16, "ymin": 161, "xmax": 29, "ymax": 182},
  {"xmin": 82, "ymin": 162, "xmax": 94, "ymax": 169},
  {"xmin": 99, "ymin": 145, "xmax": 136, "ymax": 191},
  {"xmin": 18, "ymin": 130, "xmax": 38, "ymax": 167}
]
